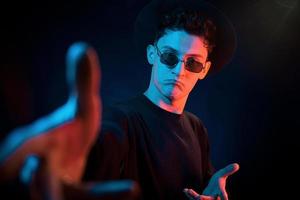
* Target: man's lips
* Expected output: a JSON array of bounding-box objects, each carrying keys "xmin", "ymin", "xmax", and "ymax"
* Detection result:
[{"xmin": 164, "ymin": 80, "xmax": 184, "ymax": 88}]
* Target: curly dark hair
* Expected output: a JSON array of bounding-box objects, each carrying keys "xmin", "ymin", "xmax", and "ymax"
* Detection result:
[{"xmin": 155, "ymin": 8, "xmax": 217, "ymax": 54}]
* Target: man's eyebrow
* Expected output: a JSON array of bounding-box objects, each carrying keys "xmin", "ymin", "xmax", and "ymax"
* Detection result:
[
  {"xmin": 161, "ymin": 45, "xmax": 203, "ymax": 58},
  {"xmin": 161, "ymin": 46, "xmax": 178, "ymax": 52},
  {"xmin": 186, "ymin": 53, "xmax": 203, "ymax": 58}
]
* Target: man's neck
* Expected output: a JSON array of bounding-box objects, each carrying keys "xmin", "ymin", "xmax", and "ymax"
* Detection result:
[{"xmin": 144, "ymin": 87, "xmax": 188, "ymax": 114}]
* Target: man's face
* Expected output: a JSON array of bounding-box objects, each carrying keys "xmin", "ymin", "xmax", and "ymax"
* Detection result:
[{"xmin": 147, "ymin": 29, "xmax": 211, "ymax": 101}]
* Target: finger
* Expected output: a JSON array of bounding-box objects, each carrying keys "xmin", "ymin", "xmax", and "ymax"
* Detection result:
[
  {"xmin": 215, "ymin": 163, "xmax": 239, "ymax": 178},
  {"xmin": 183, "ymin": 188, "xmax": 216, "ymax": 200},
  {"xmin": 220, "ymin": 190, "xmax": 228, "ymax": 200},
  {"xmin": 29, "ymin": 156, "xmax": 63, "ymax": 200},
  {"xmin": 183, "ymin": 188, "xmax": 201, "ymax": 200},
  {"xmin": 199, "ymin": 195, "xmax": 216, "ymax": 200},
  {"xmin": 20, "ymin": 155, "xmax": 40, "ymax": 185}
]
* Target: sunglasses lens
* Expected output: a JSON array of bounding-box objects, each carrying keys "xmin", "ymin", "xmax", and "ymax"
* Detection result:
[
  {"xmin": 158, "ymin": 48, "xmax": 204, "ymax": 73},
  {"xmin": 160, "ymin": 53, "xmax": 179, "ymax": 67},
  {"xmin": 186, "ymin": 58, "xmax": 204, "ymax": 73}
]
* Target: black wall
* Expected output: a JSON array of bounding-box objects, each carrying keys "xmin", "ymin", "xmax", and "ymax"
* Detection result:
[{"xmin": 1, "ymin": 0, "xmax": 299, "ymax": 199}]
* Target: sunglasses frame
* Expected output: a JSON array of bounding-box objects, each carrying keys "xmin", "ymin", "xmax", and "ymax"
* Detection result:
[{"xmin": 154, "ymin": 44, "xmax": 205, "ymax": 73}]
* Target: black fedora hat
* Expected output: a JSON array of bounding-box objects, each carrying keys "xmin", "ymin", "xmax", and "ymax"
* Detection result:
[{"xmin": 134, "ymin": 0, "xmax": 237, "ymax": 75}]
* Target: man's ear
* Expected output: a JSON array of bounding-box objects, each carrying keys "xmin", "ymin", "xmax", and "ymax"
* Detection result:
[
  {"xmin": 198, "ymin": 61, "xmax": 211, "ymax": 80},
  {"xmin": 146, "ymin": 44, "xmax": 155, "ymax": 65}
]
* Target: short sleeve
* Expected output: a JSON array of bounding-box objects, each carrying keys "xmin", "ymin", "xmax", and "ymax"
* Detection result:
[{"xmin": 82, "ymin": 106, "xmax": 129, "ymax": 181}]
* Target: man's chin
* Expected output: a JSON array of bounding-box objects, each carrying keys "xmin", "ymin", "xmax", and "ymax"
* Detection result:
[{"xmin": 166, "ymin": 91, "xmax": 186, "ymax": 101}]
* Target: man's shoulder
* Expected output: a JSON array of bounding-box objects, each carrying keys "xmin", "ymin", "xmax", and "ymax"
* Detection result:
[
  {"xmin": 99, "ymin": 95, "xmax": 145, "ymax": 141},
  {"xmin": 103, "ymin": 95, "xmax": 143, "ymax": 121},
  {"xmin": 184, "ymin": 111, "xmax": 203, "ymax": 125}
]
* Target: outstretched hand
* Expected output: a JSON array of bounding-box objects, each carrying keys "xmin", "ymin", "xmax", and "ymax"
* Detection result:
[
  {"xmin": 0, "ymin": 42, "xmax": 101, "ymax": 183},
  {"xmin": 0, "ymin": 42, "xmax": 140, "ymax": 199},
  {"xmin": 184, "ymin": 163, "xmax": 239, "ymax": 200}
]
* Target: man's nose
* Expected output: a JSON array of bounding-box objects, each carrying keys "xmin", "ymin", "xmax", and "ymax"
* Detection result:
[{"xmin": 171, "ymin": 60, "xmax": 186, "ymax": 76}]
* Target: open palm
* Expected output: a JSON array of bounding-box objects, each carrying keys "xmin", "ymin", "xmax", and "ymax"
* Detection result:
[{"xmin": 184, "ymin": 163, "xmax": 239, "ymax": 200}]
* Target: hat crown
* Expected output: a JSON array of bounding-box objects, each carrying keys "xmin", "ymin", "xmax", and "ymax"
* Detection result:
[{"xmin": 134, "ymin": 0, "xmax": 237, "ymax": 75}]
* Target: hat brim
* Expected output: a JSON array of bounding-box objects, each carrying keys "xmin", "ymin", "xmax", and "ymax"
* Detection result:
[{"xmin": 134, "ymin": 0, "xmax": 237, "ymax": 75}]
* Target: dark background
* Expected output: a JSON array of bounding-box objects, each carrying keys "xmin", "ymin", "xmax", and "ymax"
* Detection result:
[{"xmin": 0, "ymin": 0, "xmax": 299, "ymax": 199}]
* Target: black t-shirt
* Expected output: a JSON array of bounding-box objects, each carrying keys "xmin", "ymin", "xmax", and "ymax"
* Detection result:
[{"xmin": 83, "ymin": 94, "xmax": 214, "ymax": 200}]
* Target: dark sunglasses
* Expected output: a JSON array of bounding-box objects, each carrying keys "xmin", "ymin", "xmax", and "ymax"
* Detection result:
[{"xmin": 155, "ymin": 44, "xmax": 205, "ymax": 73}]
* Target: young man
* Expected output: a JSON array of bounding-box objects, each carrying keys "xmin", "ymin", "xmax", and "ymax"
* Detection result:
[
  {"xmin": 83, "ymin": 0, "xmax": 239, "ymax": 200},
  {"xmin": 0, "ymin": 0, "xmax": 239, "ymax": 200}
]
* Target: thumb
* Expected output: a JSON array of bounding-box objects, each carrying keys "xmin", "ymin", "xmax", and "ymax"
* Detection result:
[
  {"xmin": 66, "ymin": 42, "xmax": 101, "ymax": 131},
  {"xmin": 66, "ymin": 42, "xmax": 100, "ymax": 96},
  {"xmin": 215, "ymin": 163, "xmax": 239, "ymax": 178}
]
